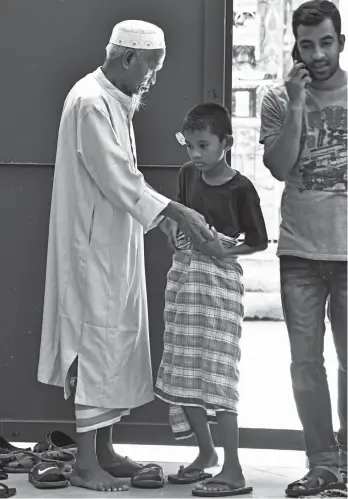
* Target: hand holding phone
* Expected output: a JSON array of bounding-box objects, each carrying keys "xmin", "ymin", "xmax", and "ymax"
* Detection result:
[{"xmin": 285, "ymin": 43, "xmax": 312, "ymax": 106}]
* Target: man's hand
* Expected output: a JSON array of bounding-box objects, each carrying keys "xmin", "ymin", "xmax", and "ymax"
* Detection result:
[
  {"xmin": 194, "ymin": 227, "xmax": 226, "ymax": 258},
  {"xmin": 167, "ymin": 221, "xmax": 178, "ymax": 252},
  {"xmin": 285, "ymin": 62, "xmax": 312, "ymax": 107},
  {"xmin": 177, "ymin": 207, "xmax": 213, "ymax": 246}
]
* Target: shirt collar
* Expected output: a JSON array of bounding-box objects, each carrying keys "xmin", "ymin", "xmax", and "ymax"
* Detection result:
[{"xmin": 93, "ymin": 67, "xmax": 133, "ymax": 113}]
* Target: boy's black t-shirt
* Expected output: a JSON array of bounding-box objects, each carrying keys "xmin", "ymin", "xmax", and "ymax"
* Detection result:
[{"xmin": 177, "ymin": 162, "xmax": 268, "ymax": 247}]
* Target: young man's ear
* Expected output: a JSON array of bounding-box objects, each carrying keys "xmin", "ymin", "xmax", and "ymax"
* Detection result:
[
  {"xmin": 224, "ymin": 135, "xmax": 234, "ymax": 151},
  {"xmin": 339, "ymin": 34, "xmax": 345, "ymax": 53}
]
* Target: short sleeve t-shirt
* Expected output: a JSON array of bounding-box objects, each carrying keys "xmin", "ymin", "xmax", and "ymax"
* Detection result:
[
  {"xmin": 260, "ymin": 79, "xmax": 347, "ymax": 261},
  {"xmin": 177, "ymin": 162, "xmax": 268, "ymax": 248}
]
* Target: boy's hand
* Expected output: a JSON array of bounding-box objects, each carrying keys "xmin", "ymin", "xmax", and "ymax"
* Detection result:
[{"xmin": 194, "ymin": 227, "xmax": 226, "ymax": 258}]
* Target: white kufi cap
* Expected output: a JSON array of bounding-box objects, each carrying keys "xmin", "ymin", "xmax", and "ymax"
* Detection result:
[{"xmin": 109, "ymin": 20, "xmax": 166, "ymax": 50}]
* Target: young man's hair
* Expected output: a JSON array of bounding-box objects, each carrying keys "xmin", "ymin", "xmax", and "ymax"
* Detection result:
[
  {"xmin": 182, "ymin": 102, "xmax": 232, "ymax": 141},
  {"xmin": 292, "ymin": 0, "xmax": 341, "ymax": 39}
]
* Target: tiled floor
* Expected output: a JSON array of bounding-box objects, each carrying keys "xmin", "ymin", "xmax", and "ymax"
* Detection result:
[{"xmin": 3, "ymin": 445, "xmax": 314, "ymax": 498}]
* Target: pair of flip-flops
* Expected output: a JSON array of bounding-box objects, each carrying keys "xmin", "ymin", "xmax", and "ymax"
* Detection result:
[{"xmin": 0, "ymin": 483, "xmax": 16, "ymax": 498}]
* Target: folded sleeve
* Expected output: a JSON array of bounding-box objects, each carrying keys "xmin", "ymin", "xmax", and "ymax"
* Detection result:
[
  {"xmin": 259, "ymin": 88, "xmax": 286, "ymax": 144},
  {"xmin": 239, "ymin": 182, "xmax": 268, "ymax": 247},
  {"xmin": 77, "ymin": 106, "xmax": 170, "ymax": 231}
]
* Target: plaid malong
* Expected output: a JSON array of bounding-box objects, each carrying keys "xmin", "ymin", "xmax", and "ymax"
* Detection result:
[{"xmin": 155, "ymin": 231, "xmax": 244, "ymax": 440}]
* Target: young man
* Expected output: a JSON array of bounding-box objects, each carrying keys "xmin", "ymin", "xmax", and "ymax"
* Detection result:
[
  {"xmin": 260, "ymin": 1, "xmax": 347, "ymax": 496},
  {"xmin": 37, "ymin": 20, "xmax": 213, "ymax": 493}
]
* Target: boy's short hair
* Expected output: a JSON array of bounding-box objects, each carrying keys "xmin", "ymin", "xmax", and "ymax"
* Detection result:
[
  {"xmin": 182, "ymin": 102, "xmax": 232, "ymax": 141},
  {"xmin": 292, "ymin": 0, "xmax": 341, "ymax": 39}
]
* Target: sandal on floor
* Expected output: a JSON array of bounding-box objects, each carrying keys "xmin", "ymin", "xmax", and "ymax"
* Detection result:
[
  {"xmin": 1, "ymin": 451, "xmax": 40, "ymax": 474},
  {"xmin": 33, "ymin": 430, "xmax": 77, "ymax": 454},
  {"xmin": 0, "ymin": 438, "xmax": 30, "ymax": 455},
  {"xmin": 0, "ymin": 484, "xmax": 16, "ymax": 498},
  {"xmin": 29, "ymin": 462, "xmax": 69, "ymax": 489},
  {"xmin": 40, "ymin": 449, "xmax": 76, "ymax": 476},
  {"xmin": 285, "ymin": 467, "xmax": 347, "ymax": 497},
  {"xmin": 192, "ymin": 478, "xmax": 253, "ymax": 497},
  {"xmin": 168, "ymin": 465, "xmax": 213, "ymax": 484},
  {"xmin": 131, "ymin": 463, "xmax": 164, "ymax": 488}
]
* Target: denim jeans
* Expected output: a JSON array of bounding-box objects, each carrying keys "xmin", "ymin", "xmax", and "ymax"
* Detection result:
[{"xmin": 280, "ymin": 256, "xmax": 347, "ymax": 470}]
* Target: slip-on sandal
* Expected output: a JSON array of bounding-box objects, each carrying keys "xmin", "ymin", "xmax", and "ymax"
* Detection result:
[
  {"xmin": 29, "ymin": 462, "xmax": 69, "ymax": 489},
  {"xmin": 131, "ymin": 463, "xmax": 164, "ymax": 488},
  {"xmin": 168, "ymin": 465, "xmax": 213, "ymax": 485}
]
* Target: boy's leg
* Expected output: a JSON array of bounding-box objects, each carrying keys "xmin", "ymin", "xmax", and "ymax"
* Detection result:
[
  {"xmin": 182, "ymin": 406, "xmax": 218, "ymax": 474},
  {"xmin": 194, "ymin": 412, "xmax": 245, "ymax": 493},
  {"xmin": 70, "ymin": 427, "xmax": 128, "ymax": 491},
  {"xmin": 96, "ymin": 425, "xmax": 142, "ymax": 476},
  {"xmin": 329, "ymin": 262, "xmax": 347, "ymax": 481}
]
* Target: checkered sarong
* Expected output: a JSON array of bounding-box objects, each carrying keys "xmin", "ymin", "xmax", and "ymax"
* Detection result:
[{"xmin": 155, "ymin": 232, "xmax": 244, "ymax": 440}]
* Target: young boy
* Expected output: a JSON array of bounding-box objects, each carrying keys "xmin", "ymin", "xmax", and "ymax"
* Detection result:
[{"xmin": 155, "ymin": 103, "xmax": 268, "ymax": 497}]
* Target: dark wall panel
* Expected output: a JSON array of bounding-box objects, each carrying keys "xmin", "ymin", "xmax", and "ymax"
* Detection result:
[{"xmin": 0, "ymin": 0, "xmax": 205, "ymax": 165}]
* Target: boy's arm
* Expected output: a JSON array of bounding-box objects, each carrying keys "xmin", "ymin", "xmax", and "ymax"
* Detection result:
[{"xmin": 223, "ymin": 182, "xmax": 268, "ymax": 257}]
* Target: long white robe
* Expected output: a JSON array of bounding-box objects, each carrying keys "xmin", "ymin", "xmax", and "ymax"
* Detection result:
[{"xmin": 37, "ymin": 68, "xmax": 170, "ymax": 409}]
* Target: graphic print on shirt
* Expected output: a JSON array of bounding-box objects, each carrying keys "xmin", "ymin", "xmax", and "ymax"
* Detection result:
[{"xmin": 299, "ymin": 105, "xmax": 347, "ymax": 192}]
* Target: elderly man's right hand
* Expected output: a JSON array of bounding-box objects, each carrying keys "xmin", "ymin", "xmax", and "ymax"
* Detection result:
[{"xmin": 177, "ymin": 206, "xmax": 213, "ymax": 245}]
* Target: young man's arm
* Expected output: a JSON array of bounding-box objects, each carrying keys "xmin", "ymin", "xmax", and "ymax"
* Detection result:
[{"xmin": 260, "ymin": 62, "xmax": 311, "ymax": 181}]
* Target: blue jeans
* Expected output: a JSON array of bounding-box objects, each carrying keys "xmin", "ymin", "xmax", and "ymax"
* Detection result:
[{"xmin": 280, "ymin": 256, "xmax": 347, "ymax": 470}]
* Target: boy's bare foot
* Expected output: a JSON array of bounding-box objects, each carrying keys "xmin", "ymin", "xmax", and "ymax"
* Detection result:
[
  {"xmin": 182, "ymin": 450, "xmax": 219, "ymax": 477},
  {"xmin": 194, "ymin": 469, "xmax": 245, "ymax": 492},
  {"xmin": 70, "ymin": 464, "xmax": 129, "ymax": 492}
]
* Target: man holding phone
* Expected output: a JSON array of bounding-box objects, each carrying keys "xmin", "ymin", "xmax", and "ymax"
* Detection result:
[{"xmin": 260, "ymin": 1, "xmax": 347, "ymax": 497}]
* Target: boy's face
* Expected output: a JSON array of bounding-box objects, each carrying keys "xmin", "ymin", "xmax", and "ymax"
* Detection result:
[{"xmin": 184, "ymin": 128, "xmax": 227, "ymax": 172}]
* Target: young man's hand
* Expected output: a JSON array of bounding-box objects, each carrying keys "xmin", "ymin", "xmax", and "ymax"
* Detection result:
[
  {"xmin": 194, "ymin": 227, "xmax": 226, "ymax": 258},
  {"xmin": 285, "ymin": 62, "xmax": 311, "ymax": 106}
]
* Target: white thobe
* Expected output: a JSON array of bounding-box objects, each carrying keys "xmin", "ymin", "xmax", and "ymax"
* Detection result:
[{"xmin": 37, "ymin": 67, "xmax": 170, "ymax": 409}]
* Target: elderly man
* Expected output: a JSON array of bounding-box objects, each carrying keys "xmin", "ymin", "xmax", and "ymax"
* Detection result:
[{"xmin": 37, "ymin": 20, "xmax": 212, "ymax": 492}]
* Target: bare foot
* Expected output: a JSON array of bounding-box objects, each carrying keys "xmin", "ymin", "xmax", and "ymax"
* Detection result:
[
  {"xmin": 70, "ymin": 465, "xmax": 130, "ymax": 492},
  {"xmin": 97, "ymin": 444, "xmax": 142, "ymax": 477},
  {"xmin": 194, "ymin": 469, "xmax": 246, "ymax": 492},
  {"xmin": 182, "ymin": 450, "xmax": 219, "ymax": 477}
]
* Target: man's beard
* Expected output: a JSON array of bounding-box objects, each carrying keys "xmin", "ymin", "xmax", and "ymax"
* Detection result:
[{"xmin": 131, "ymin": 92, "xmax": 145, "ymax": 112}]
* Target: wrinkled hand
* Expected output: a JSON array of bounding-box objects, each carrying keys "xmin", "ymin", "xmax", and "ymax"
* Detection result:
[
  {"xmin": 167, "ymin": 221, "xmax": 178, "ymax": 252},
  {"xmin": 285, "ymin": 62, "xmax": 312, "ymax": 106},
  {"xmin": 194, "ymin": 227, "xmax": 226, "ymax": 258},
  {"xmin": 178, "ymin": 207, "xmax": 213, "ymax": 246}
]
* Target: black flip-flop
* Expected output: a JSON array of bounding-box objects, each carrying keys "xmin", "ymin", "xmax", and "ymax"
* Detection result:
[
  {"xmin": 168, "ymin": 465, "xmax": 213, "ymax": 485},
  {"xmin": 131, "ymin": 463, "xmax": 164, "ymax": 489},
  {"xmin": 29, "ymin": 462, "xmax": 69, "ymax": 489},
  {"xmin": 192, "ymin": 478, "xmax": 253, "ymax": 497},
  {"xmin": 0, "ymin": 483, "xmax": 16, "ymax": 498},
  {"xmin": 286, "ymin": 468, "xmax": 347, "ymax": 497}
]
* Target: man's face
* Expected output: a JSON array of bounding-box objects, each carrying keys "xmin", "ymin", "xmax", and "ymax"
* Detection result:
[
  {"xmin": 126, "ymin": 49, "xmax": 165, "ymax": 97},
  {"xmin": 296, "ymin": 18, "xmax": 345, "ymax": 81}
]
